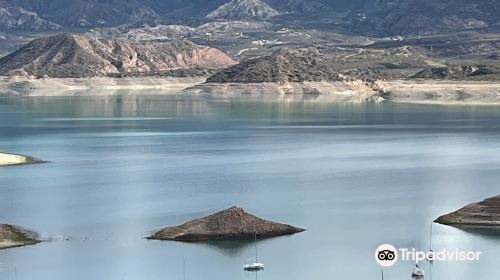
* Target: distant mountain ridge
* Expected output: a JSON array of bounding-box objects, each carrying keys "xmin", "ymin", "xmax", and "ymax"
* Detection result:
[
  {"xmin": 0, "ymin": 1, "xmax": 60, "ymax": 31},
  {"xmin": 207, "ymin": 0, "xmax": 280, "ymax": 21},
  {"xmin": 360, "ymin": 0, "xmax": 500, "ymax": 35},
  {"xmin": 1, "ymin": 0, "xmax": 499, "ymax": 35},
  {"xmin": 7, "ymin": 0, "xmax": 161, "ymax": 27}
]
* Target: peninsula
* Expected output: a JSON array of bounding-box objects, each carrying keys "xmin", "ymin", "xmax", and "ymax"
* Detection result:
[
  {"xmin": 435, "ymin": 195, "xmax": 500, "ymax": 227},
  {"xmin": 0, "ymin": 152, "xmax": 42, "ymax": 166},
  {"xmin": 0, "ymin": 224, "xmax": 40, "ymax": 250}
]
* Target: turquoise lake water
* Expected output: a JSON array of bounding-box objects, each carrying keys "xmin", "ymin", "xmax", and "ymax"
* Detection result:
[{"xmin": 1, "ymin": 94, "xmax": 500, "ymax": 279}]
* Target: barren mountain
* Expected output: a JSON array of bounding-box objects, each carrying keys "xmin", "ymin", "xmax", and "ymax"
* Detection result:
[
  {"xmin": 266, "ymin": 0, "xmax": 328, "ymax": 13},
  {"xmin": 0, "ymin": 33, "xmax": 236, "ymax": 78},
  {"xmin": 206, "ymin": 48, "xmax": 391, "ymax": 83},
  {"xmin": 207, "ymin": 48, "xmax": 340, "ymax": 83},
  {"xmin": 7, "ymin": 0, "xmax": 160, "ymax": 27},
  {"xmin": 207, "ymin": 0, "xmax": 280, "ymax": 21},
  {"xmin": 359, "ymin": 0, "xmax": 500, "ymax": 35},
  {"xmin": 0, "ymin": 1, "xmax": 60, "ymax": 31},
  {"xmin": 2, "ymin": 0, "xmax": 499, "ymax": 35}
]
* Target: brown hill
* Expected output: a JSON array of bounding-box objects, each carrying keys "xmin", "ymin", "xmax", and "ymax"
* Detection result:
[
  {"xmin": 207, "ymin": 48, "xmax": 342, "ymax": 83},
  {"xmin": 148, "ymin": 206, "xmax": 305, "ymax": 241},
  {"xmin": 0, "ymin": 33, "xmax": 236, "ymax": 78}
]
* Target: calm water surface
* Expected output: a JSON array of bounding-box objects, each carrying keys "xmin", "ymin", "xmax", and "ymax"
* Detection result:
[{"xmin": 1, "ymin": 94, "xmax": 500, "ymax": 280}]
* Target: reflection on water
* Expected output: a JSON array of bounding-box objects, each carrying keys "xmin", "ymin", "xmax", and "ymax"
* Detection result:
[{"xmin": 1, "ymin": 94, "xmax": 500, "ymax": 280}]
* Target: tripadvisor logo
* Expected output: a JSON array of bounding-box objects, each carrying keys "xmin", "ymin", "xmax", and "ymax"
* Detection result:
[
  {"xmin": 375, "ymin": 244, "xmax": 398, "ymax": 267},
  {"xmin": 375, "ymin": 244, "xmax": 482, "ymax": 267}
]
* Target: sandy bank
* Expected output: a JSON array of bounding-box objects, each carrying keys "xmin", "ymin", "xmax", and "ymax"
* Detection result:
[
  {"xmin": 0, "ymin": 76, "xmax": 207, "ymax": 96},
  {"xmin": 379, "ymin": 80, "xmax": 500, "ymax": 105},
  {"xmin": 184, "ymin": 81, "xmax": 384, "ymax": 102},
  {"xmin": 0, "ymin": 152, "xmax": 42, "ymax": 166}
]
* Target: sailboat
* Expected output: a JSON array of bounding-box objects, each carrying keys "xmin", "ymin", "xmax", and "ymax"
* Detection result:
[
  {"xmin": 243, "ymin": 232, "xmax": 264, "ymax": 271},
  {"xmin": 411, "ymin": 262, "xmax": 425, "ymax": 279},
  {"xmin": 412, "ymin": 241, "xmax": 425, "ymax": 279}
]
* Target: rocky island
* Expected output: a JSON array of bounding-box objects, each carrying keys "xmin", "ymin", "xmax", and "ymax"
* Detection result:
[
  {"xmin": 435, "ymin": 195, "xmax": 500, "ymax": 227},
  {"xmin": 0, "ymin": 152, "xmax": 42, "ymax": 166},
  {"xmin": 148, "ymin": 206, "xmax": 305, "ymax": 241},
  {"xmin": 0, "ymin": 224, "xmax": 40, "ymax": 250}
]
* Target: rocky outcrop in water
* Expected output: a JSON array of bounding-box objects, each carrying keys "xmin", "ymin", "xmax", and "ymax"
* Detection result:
[
  {"xmin": 435, "ymin": 195, "xmax": 500, "ymax": 226},
  {"xmin": 148, "ymin": 206, "xmax": 305, "ymax": 241},
  {"xmin": 0, "ymin": 224, "xmax": 40, "ymax": 250},
  {"xmin": 0, "ymin": 33, "xmax": 236, "ymax": 78}
]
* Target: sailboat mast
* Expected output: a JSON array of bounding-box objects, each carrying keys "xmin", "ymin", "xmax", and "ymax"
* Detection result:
[
  {"xmin": 429, "ymin": 223, "xmax": 433, "ymax": 250},
  {"xmin": 255, "ymin": 232, "xmax": 258, "ymax": 262}
]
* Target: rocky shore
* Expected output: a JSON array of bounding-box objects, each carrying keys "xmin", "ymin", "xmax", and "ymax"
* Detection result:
[
  {"xmin": 435, "ymin": 195, "xmax": 500, "ymax": 227},
  {"xmin": 0, "ymin": 76, "xmax": 207, "ymax": 96},
  {"xmin": 185, "ymin": 80, "xmax": 384, "ymax": 102},
  {"xmin": 380, "ymin": 80, "xmax": 500, "ymax": 105},
  {"xmin": 0, "ymin": 224, "xmax": 40, "ymax": 250},
  {"xmin": 148, "ymin": 206, "xmax": 305, "ymax": 241}
]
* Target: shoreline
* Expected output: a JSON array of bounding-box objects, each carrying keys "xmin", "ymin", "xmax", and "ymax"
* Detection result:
[
  {"xmin": 184, "ymin": 81, "xmax": 383, "ymax": 102},
  {"xmin": 379, "ymin": 80, "xmax": 500, "ymax": 105},
  {"xmin": 1, "ymin": 76, "xmax": 500, "ymax": 105},
  {"xmin": 0, "ymin": 76, "xmax": 207, "ymax": 96}
]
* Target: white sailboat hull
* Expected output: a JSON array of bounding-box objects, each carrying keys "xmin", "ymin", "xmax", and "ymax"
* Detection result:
[{"xmin": 243, "ymin": 263, "xmax": 264, "ymax": 271}]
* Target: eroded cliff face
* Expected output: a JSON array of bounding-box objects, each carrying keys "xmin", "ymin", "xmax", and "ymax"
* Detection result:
[{"xmin": 0, "ymin": 33, "xmax": 236, "ymax": 78}]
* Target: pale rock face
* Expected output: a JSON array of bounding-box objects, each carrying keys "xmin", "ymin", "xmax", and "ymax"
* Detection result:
[
  {"xmin": 0, "ymin": 34, "xmax": 237, "ymax": 78},
  {"xmin": 206, "ymin": 0, "xmax": 280, "ymax": 21}
]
